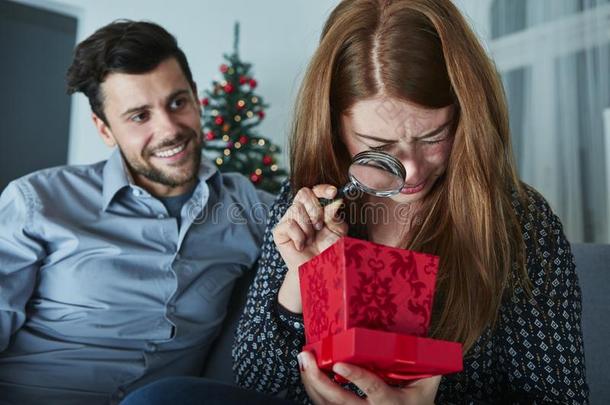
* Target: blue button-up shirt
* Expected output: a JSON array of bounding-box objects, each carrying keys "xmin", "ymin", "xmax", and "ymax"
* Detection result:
[{"xmin": 0, "ymin": 149, "xmax": 272, "ymax": 405}]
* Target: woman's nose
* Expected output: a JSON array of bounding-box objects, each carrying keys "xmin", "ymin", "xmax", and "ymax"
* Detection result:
[{"xmin": 394, "ymin": 148, "xmax": 423, "ymax": 185}]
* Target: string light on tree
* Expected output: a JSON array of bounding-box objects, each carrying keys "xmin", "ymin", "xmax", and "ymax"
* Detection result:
[{"xmin": 199, "ymin": 22, "xmax": 286, "ymax": 193}]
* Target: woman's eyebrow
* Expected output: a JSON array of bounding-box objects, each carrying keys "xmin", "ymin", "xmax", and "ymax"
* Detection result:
[
  {"xmin": 354, "ymin": 119, "xmax": 453, "ymax": 143},
  {"xmin": 413, "ymin": 120, "xmax": 453, "ymax": 140},
  {"xmin": 353, "ymin": 132, "xmax": 398, "ymax": 143}
]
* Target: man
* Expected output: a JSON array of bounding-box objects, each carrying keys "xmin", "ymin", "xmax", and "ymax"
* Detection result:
[{"xmin": 0, "ymin": 20, "xmax": 272, "ymax": 405}]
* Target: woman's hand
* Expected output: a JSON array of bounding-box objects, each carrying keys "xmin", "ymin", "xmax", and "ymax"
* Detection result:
[
  {"xmin": 274, "ymin": 185, "xmax": 347, "ymax": 313},
  {"xmin": 298, "ymin": 351, "xmax": 441, "ymax": 405}
]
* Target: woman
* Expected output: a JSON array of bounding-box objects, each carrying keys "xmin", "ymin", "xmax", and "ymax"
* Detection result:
[{"xmin": 233, "ymin": 0, "xmax": 589, "ymax": 404}]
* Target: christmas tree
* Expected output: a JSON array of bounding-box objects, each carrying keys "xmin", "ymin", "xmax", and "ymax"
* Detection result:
[{"xmin": 200, "ymin": 22, "xmax": 286, "ymax": 193}]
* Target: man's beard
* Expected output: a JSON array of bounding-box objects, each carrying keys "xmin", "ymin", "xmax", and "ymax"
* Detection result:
[{"xmin": 124, "ymin": 129, "xmax": 202, "ymax": 188}]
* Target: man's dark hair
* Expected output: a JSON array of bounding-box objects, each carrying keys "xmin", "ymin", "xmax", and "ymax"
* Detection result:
[{"xmin": 66, "ymin": 20, "xmax": 194, "ymax": 125}]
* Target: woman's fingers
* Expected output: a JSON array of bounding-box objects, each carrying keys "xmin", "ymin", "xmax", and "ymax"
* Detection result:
[
  {"xmin": 273, "ymin": 185, "xmax": 347, "ymax": 253},
  {"xmin": 294, "ymin": 187, "xmax": 326, "ymax": 231},
  {"xmin": 312, "ymin": 184, "xmax": 338, "ymax": 201},
  {"xmin": 299, "ymin": 351, "xmax": 358, "ymax": 405},
  {"xmin": 272, "ymin": 217, "xmax": 308, "ymax": 251},
  {"xmin": 324, "ymin": 198, "xmax": 347, "ymax": 237},
  {"xmin": 286, "ymin": 201, "xmax": 317, "ymax": 245},
  {"xmin": 332, "ymin": 362, "xmax": 394, "ymax": 404}
]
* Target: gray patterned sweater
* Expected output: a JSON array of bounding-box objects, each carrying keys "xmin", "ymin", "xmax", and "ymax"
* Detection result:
[{"xmin": 232, "ymin": 181, "xmax": 589, "ymax": 404}]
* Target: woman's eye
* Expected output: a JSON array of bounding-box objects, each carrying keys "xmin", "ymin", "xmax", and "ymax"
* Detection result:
[
  {"xmin": 422, "ymin": 129, "xmax": 450, "ymax": 145},
  {"xmin": 370, "ymin": 144, "xmax": 392, "ymax": 151}
]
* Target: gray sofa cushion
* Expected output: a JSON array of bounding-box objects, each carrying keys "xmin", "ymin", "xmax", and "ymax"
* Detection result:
[
  {"xmin": 572, "ymin": 243, "xmax": 610, "ymax": 404},
  {"xmin": 201, "ymin": 265, "xmax": 255, "ymax": 383}
]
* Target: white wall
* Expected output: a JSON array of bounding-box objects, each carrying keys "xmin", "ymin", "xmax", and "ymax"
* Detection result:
[{"xmin": 14, "ymin": 0, "xmax": 487, "ymax": 166}]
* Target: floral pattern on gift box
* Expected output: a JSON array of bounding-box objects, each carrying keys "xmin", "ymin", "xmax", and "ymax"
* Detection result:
[
  {"xmin": 300, "ymin": 237, "xmax": 439, "ymax": 342},
  {"xmin": 305, "ymin": 265, "xmax": 330, "ymax": 342},
  {"xmin": 349, "ymin": 258, "xmax": 398, "ymax": 330},
  {"xmin": 301, "ymin": 242, "xmax": 345, "ymax": 343}
]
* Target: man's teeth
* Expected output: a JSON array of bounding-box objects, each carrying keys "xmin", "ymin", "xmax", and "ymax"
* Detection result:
[{"xmin": 154, "ymin": 143, "xmax": 186, "ymax": 158}]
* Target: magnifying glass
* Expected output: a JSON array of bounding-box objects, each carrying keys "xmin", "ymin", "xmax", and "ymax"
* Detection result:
[{"xmin": 319, "ymin": 150, "xmax": 406, "ymax": 206}]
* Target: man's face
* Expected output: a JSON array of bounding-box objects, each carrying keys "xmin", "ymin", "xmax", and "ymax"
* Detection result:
[{"xmin": 93, "ymin": 57, "xmax": 203, "ymax": 196}]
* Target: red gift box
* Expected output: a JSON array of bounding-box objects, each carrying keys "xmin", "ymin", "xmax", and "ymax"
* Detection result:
[{"xmin": 299, "ymin": 236, "xmax": 462, "ymax": 384}]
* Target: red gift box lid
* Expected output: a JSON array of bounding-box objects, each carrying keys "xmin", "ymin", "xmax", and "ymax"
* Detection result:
[{"xmin": 303, "ymin": 327, "xmax": 463, "ymax": 385}]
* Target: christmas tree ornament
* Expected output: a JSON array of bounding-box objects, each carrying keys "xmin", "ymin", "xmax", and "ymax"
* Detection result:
[
  {"xmin": 224, "ymin": 83, "xmax": 234, "ymax": 93},
  {"xmin": 250, "ymin": 173, "xmax": 261, "ymax": 183}
]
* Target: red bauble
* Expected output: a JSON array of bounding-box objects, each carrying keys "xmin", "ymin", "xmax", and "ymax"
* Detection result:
[
  {"xmin": 262, "ymin": 155, "xmax": 273, "ymax": 166},
  {"xmin": 250, "ymin": 173, "xmax": 261, "ymax": 183},
  {"xmin": 239, "ymin": 135, "xmax": 248, "ymax": 144},
  {"xmin": 224, "ymin": 83, "xmax": 234, "ymax": 93},
  {"xmin": 249, "ymin": 79, "xmax": 257, "ymax": 88},
  {"xmin": 220, "ymin": 64, "xmax": 229, "ymax": 73},
  {"xmin": 200, "ymin": 98, "xmax": 209, "ymax": 106},
  {"xmin": 258, "ymin": 110, "xmax": 265, "ymax": 119},
  {"xmin": 205, "ymin": 131, "xmax": 215, "ymax": 141},
  {"xmin": 239, "ymin": 76, "xmax": 248, "ymax": 85},
  {"xmin": 214, "ymin": 116, "xmax": 224, "ymax": 126}
]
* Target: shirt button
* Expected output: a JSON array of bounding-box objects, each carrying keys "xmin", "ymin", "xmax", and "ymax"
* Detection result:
[
  {"xmin": 293, "ymin": 322, "xmax": 302, "ymax": 329},
  {"xmin": 167, "ymin": 304, "xmax": 176, "ymax": 314},
  {"xmin": 157, "ymin": 213, "xmax": 166, "ymax": 219},
  {"xmin": 116, "ymin": 389, "xmax": 125, "ymax": 399},
  {"xmin": 146, "ymin": 342, "xmax": 157, "ymax": 352},
  {"xmin": 132, "ymin": 189, "xmax": 141, "ymax": 197}
]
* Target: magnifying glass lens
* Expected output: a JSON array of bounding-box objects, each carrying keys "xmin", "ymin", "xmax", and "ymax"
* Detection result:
[
  {"xmin": 318, "ymin": 151, "xmax": 406, "ymax": 206},
  {"xmin": 348, "ymin": 163, "xmax": 404, "ymax": 193}
]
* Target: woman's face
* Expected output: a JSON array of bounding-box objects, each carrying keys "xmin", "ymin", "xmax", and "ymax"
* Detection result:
[{"xmin": 341, "ymin": 96, "xmax": 455, "ymax": 205}]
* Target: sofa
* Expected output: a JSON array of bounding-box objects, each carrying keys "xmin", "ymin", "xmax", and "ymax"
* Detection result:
[{"xmin": 201, "ymin": 243, "xmax": 610, "ymax": 404}]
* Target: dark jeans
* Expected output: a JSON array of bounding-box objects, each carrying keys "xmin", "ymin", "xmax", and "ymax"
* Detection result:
[{"xmin": 120, "ymin": 377, "xmax": 296, "ymax": 405}]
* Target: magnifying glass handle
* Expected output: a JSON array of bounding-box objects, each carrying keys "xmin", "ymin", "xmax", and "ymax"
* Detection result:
[{"xmin": 318, "ymin": 184, "xmax": 348, "ymax": 207}]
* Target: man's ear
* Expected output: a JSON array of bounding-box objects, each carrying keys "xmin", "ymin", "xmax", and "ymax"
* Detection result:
[{"xmin": 92, "ymin": 113, "xmax": 116, "ymax": 147}]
